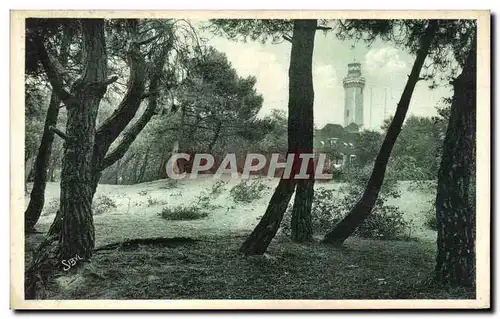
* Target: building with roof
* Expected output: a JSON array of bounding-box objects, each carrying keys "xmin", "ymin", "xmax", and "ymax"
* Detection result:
[{"xmin": 314, "ymin": 62, "xmax": 366, "ymax": 170}]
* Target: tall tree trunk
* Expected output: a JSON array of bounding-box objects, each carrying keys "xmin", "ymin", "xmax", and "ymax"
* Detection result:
[
  {"xmin": 291, "ymin": 179, "xmax": 314, "ymax": 242},
  {"xmin": 115, "ymin": 157, "xmax": 121, "ymax": 184},
  {"xmin": 24, "ymin": 92, "xmax": 63, "ymax": 232},
  {"xmin": 157, "ymin": 150, "xmax": 169, "ymax": 179},
  {"xmin": 434, "ymin": 38, "xmax": 476, "ymax": 287},
  {"xmin": 239, "ymin": 179, "xmax": 297, "ymax": 255},
  {"xmin": 24, "ymin": 28, "xmax": 72, "ymax": 231},
  {"xmin": 25, "ymin": 19, "xmax": 113, "ymax": 299},
  {"xmin": 47, "ymin": 163, "xmax": 55, "ymax": 182},
  {"xmin": 137, "ymin": 146, "xmax": 151, "ymax": 183},
  {"xmin": 59, "ymin": 19, "xmax": 109, "ymax": 261},
  {"xmin": 290, "ymin": 19, "xmax": 316, "ymax": 241},
  {"xmin": 133, "ymin": 155, "xmax": 142, "ymax": 183},
  {"xmin": 323, "ymin": 20, "xmax": 438, "ymax": 245},
  {"xmin": 239, "ymin": 20, "xmax": 317, "ymax": 255}
]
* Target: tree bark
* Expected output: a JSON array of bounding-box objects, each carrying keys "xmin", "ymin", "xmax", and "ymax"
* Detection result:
[
  {"xmin": 239, "ymin": 179, "xmax": 297, "ymax": 255},
  {"xmin": 58, "ymin": 19, "xmax": 109, "ymax": 261},
  {"xmin": 290, "ymin": 18, "xmax": 316, "ymax": 242},
  {"xmin": 434, "ymin": 38, "xmax": 476, "ymax": 287},
  {"xmin": 24, "ymin": 30, "xmax": 72, "ymax": 232},
  {"xmin": 291, "ymin": 179, "xmax": 314, "ymax": 242},
  {"xmin": 25, "ymin": 19, "xmax": 111, "ymax": 299},
  {"xmin": 90, "ymin": 25, "xmax": 172, "ymax": 193},
  {"xmin": 45, "ymin": 22, "xmax": 172, "ymax": 239},
  {"xmin": 137, "ymin": 146, "xmax": 151, "ymax": 183},
  {"xmin": 239, "ymin": 20, "xmax": 317, "ymax": 255},
  {"xmin": 323, "ymin": 20, "xmax": 438, "ymax": 245},
  {"xmin": 89, "ymin": 20, "xmax": 147, "ymax": 195}
]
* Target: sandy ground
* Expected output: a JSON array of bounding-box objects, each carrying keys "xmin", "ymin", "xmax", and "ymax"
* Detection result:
[{"xmin": 26, "ymin": 175, "xmax": 436, "ymax": 247}]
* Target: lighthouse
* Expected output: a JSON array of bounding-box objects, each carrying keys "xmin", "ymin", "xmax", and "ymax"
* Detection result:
[{"xmin": 342, "ymin": 62, "xmax": 366, "ymax": 128}]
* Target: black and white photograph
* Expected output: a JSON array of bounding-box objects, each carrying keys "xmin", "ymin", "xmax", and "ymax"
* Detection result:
[{"xmin": 10, "ymin": 10, "xmax": 490, "ymax": 310}]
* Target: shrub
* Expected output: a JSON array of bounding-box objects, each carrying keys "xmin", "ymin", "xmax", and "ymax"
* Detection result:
[
  {"xmin": 147, "ymin": 196, "xmax": 168, "ymax": 207},
  {"xmin": 356, "ymin": 203, "xmax": 410, "ymax": 239},
  {"xmin": 210, "ymin": 180, "xmax": 228, "ymax": 196},
  {"xmin": 92, "ymin": 194, "xmax": 117, "ymax": 215},
  {"xmin": 280, "ymin": 170, "xmax": 411, "ymax": 240},
  {"xmin": 387, "ymin": 155, "xmax": 429, "ymax": 181},
  {"xmin": 407, "ymin": 180, "xmax": 436, "ymax": 193},
  {"xmin": 230, "ymin": 178, "xmax": 270, "ymax": 203},
  {"xmin": 280, "ymin": 187, "xmax": 340, "ymax": 236},
  {"xmin": 161, "ymin": 205, "xmax": 208, "ymax": 221}
]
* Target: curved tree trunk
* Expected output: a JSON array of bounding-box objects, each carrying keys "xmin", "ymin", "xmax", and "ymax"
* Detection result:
[
  {"xmin": 239, "ymin": 19, "xmax": 317, "ymax": 255},
  {"xmin": 434, "ymin": 38, "xmax": 476, "ymax": 287},
  {"xmin": 24, "ymin": 92, "xmax": 62, "ymax": 232},
  {"xmin": 25, "ymin": 26, "xmax": 71, "ymax": 231},
  {"xmin": 89, "ymin": 29, "xmax": 170, "ymax": 193},
  {"xmin": 239, "ymin": 179, "xmax": 297, "ymax": 255},
  {"xmin": 323, "ymin": 20, "xmax": 438, "ymax": 245}
]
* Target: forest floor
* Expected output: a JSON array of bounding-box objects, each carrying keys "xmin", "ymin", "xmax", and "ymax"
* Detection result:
[{"xmin": 24, "ymin": 176, "xmax": 475, "ymax": 300}]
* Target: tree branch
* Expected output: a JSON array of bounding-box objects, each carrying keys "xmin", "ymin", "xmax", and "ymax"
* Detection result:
[
  {"xmin": 100, "ymin": 33, "xmax": 173, "ymax": 170},
  {"xmin": 30, "ymin": 35, "xmax": 74, "ymax": 105},
  {"xmin": 136, "ymin": 34, "xmax": 161, "ymax": 45},
  {"xmin": 94, "ymin": 35, "xmax": 148, "ymax": 154},
  {"xmin": 49, "ymin": 126, "xmax": 67, "ymax": 140},
  {"xmin": 283, "ymin": 34, "xmax": 292, "ymax": 43},
  {"xmin": 103, "ymin": 76, "xmax": 119, "ymax": 86},
  {"xmin": 316, "ymin": 26, "xmax": 333, "ymax": 31}
]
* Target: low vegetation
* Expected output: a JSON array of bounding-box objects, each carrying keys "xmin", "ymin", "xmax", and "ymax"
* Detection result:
[
  {"xmin": 161, "ymin": 206, "xmax": 209, "ymax": 221},
  {"xmin": 92, "ymin": 194, "xmax": 118, "ymax": 215},
  {"xmin": 46, "ymin": 235, "xmax": 474, "ymax": 300},
  {"xmin": 229, "ymin": 178, "xmax": 270, "ymax": 203}
]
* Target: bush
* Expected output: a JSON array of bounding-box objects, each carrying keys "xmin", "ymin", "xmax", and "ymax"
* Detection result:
[
  {"xmin": 161, "ymin": 206, "xmax": 208, "ymax": 221},
  {"xmin": 280, "ymin": 169, "xmax": 411, "ymax": 240},
  {"xmin": 356, "ymin": 203, "xmax": 410, "ymax": 239},
  {"xmin": 230, "ymin": 178, "xmax": 270, "ymax": 203},
  {"xmin": 387, "ymin": 155, "xmax": 429, "ymax": 181},
  {"xmin": 147, "ymin": 196, "xmax": 168, "ymax": 207},
  {"xmin": 210, "ymin": 180, "xmax": 228, "ymax": 196},
  {"xmin": 92, "ymin": 194, "xmax": 117, "ymax": 215}
]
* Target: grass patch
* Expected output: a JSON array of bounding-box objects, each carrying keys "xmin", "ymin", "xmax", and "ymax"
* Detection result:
[
  {"xmin": 161, "ymin": 206, "xmax": 209, "ymax": 221},
  {"xmin": 41, "ymin": 236, "xmax": 474, "ymax": 300}
]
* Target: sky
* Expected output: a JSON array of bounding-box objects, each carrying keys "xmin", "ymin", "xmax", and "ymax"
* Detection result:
[{"xmin": 199, "ymin": 23, "xmax": 453, "ymax": 130}]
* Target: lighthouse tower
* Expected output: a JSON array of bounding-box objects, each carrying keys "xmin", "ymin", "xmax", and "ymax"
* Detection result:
[{"xmin": 342, "ymin": 62, "xmax": 365, "ymax": 128}]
